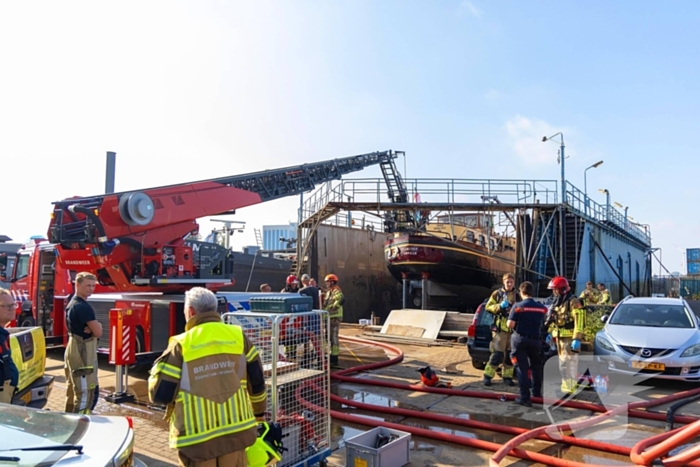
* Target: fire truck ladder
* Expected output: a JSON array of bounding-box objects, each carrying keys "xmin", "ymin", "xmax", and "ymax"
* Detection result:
[{"xmin": 50, "ymin": 150, "xmax": 401, "ymax": 246}]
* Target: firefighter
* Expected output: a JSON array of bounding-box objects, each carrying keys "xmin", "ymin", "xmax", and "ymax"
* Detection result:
[
  {"xmin": 545, "ymin": 276, "xmax": 586, "ymax": 394},
  {"xmin": 483, "ymin": 273, "xmax": 520, "ymax": 386},
  {"xmin": 148, "ymin": 287, "xmax": 267, "ymax": 467},
  {"xmin": 282, "ymin": 275, "xmax": 300, "ymax": 293},
  {"xmin": 323, "ymin": 274, "xmax": 344, "ymax": 369},
  {"xmin": 507, "ymin": 281, "xmax": 547, "ymax": 407},
  {"xmin": 579, "ymin": 281, "xmax": 600, "ymax": 306},
  {"xmin": 0, "ymin": 288, "xmax": 19, "ymax": 404},
  {"xmin": 64, "ymin": 272, "xmax": 102, "ymax": 414},
  {"xmin": 597, "ymin": 283, "xmax": 612, "ymax": 305}
]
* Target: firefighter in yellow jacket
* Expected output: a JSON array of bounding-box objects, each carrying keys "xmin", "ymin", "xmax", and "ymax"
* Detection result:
[
  {"xmin": 597, "ymin": 283, "xmax": 612, "ymax": 305},
  {"xmin": 483, "ymin": 273, "xmax": 520, "ymax": 386},
  {"xmin": 579, "ymin": 281, "xmax": 600, "ymax": 306},
  {"xmin": 148, "ymin": 287, "xmax": 267, "ymax": 467},
  {"xmin": 545, "ymin": 276, "xmax": 587, "ymax": 394},
  {"xmin": 323, "ymin": 274, "xmax": 343, "ymax": 369}
]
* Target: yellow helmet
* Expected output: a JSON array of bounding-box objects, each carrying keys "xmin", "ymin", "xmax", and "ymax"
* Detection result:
[{"xmin": 246, "ymin": 422, "xmax": 284, "ymax": 467}]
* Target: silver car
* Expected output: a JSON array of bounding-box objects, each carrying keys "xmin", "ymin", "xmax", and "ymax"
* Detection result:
[
  {"xmin": 594, "ymin": 296, "xmax": 700, "ymax": 381},
  {"xmin": 0, "ymin": 403, "xmax": 147, "ymax": 466}
]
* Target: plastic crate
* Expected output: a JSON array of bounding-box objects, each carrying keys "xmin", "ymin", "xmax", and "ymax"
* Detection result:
[
  {"xmin": 346, "ymin": 427, "xmax": 411, "ymax": 467},
  {"xmin": 249, "ymin": 294, "xmax": 313, "ymax": 313}
]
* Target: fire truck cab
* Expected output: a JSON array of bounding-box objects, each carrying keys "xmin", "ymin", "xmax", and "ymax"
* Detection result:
[{"xmin": 7, "ymin": 237, "xmax": 74, "ymax": 345}]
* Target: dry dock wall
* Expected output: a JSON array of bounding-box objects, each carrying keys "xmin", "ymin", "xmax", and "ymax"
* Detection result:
[{"xmin": 309, "ymin": 225, "xmax": 403, "ymax": 323}]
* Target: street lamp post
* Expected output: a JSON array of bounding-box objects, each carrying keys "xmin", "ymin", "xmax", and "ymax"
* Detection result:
[
  {"xmin": 584, "ymin": 160, "xmax": 604, "ymax": 215},
  {"xmin": 614, "ymin": 201, "xmax": 629, "ymax": 229},
  {"xmin": 542, "ymin": 133, "xmax": 566, "ymax": 204},
  {"xmin": 543, "ymin": 132, "xmax": 566, "ymax": 277}
]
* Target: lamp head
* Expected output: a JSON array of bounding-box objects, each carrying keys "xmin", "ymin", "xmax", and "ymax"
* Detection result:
[
  {"xmin": 614, "ymin": 202, "xmax": 623, "ymax": 209},
  {"xmin": 598, "ymin": 188, "xmax": 609, "ymax": 195},
  {"xmin": 593, "ymin": 160, "xmax": 604, "ymax": 168},
  {"xmin": 542, "ymin": 136, "xmax": 548, "ymax": 142}
]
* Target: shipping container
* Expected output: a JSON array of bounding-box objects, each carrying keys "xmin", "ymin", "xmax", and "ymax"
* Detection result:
[
  {"xmin": 688, "ymin": 262, "xmax": 700, "ymax": 276},
  {"xmin": 687, "ymin": 248, "xmax": 700, "ymax": 263}
]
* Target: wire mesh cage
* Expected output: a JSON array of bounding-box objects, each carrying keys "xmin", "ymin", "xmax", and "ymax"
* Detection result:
[{"xmin": 222, "ymin": 310, "xmax": 331, "ymax": 467}]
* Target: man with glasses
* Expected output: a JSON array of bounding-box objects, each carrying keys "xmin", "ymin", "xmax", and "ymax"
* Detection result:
[{"xmin": 0, "ymin": 288, "xmax": 19, "ymax": 404}]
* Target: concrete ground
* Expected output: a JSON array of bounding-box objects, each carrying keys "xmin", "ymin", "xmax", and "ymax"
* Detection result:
[{"xmin": 41, "ymin": 325, "xmax": 700, "ymax": 467}]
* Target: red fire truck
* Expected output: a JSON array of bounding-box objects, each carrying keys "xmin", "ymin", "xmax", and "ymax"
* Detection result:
[{"xmin": 5, "ymin": 150, "xmax": 402, "ymax": 364}]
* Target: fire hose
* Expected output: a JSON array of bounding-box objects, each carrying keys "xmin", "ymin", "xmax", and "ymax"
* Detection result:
[{"xmin": 294, "ymin": 335, "xmax": 700, "ymax": 467}]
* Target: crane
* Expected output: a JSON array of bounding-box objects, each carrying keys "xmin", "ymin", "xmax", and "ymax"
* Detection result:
[{"xmin": 48, "ymin": 150, "xmax": 399, "ymax": 292}]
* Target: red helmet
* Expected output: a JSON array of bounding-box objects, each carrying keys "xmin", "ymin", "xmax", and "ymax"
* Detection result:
[
  {"xmin": 324, "ymin": 274, "xmax": 338, "ymax": 283},
  {"xmin": 548, "ymin": 276, "xmax": 570, "ymax": 292},
  {"xmin": 286, "ymin": 275, "xmax": 298, "ymax": 285}
]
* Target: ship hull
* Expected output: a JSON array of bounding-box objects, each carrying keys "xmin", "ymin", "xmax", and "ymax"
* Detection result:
[{"xmin": 384, "ymin": 233, "xmax": 515, "ymax": 310}]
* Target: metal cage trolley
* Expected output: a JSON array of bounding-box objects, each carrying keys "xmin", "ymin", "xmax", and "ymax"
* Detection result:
[{"xmin": 223, "ymin": 307, "xmax": 331, "ymax": 467}]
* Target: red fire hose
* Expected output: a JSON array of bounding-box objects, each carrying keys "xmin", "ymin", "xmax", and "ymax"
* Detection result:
[
  {"xmin": 336, "ymin": 336, "xmax": 700, "ymax": 425},
  {"xmin": 630, "ymin": 418, "xmax": 700, "ymax": 466},
  {"xmin": 295, "ymin": 335, "xmax": 700, "ymax": 466}
]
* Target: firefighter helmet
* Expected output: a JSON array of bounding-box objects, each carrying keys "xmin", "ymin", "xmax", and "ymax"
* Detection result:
[
  {"xmin": 286, "ymin": 275, "xmax": 298, "ymax": 285},
  {"xmin": 547, "ymin": 276, "xmax": 570, "ymax": 292},
  {"xmin": 324, "ymin": 274, "xmax": 338, "ymax": 283},
  {"xmin": 246, "ymin": 422, "xmax": 284, "ymax": 467}
]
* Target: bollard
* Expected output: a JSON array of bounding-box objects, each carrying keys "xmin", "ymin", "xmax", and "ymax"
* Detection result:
[{"xmin": 105, "ymin": 308, "xmax": 136, "ymax": 403}]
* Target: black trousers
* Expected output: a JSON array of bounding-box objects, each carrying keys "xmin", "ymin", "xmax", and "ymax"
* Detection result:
[{"xmin": 510, "ymin": 333, "xmax": 544, "ymax": 402}]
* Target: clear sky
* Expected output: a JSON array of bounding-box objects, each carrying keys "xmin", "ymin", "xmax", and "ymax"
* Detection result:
[{"xmin": 1, "ymin": 1, "xmax": 696, "ymax": 273}]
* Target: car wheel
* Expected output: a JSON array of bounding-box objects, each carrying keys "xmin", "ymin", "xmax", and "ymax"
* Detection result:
[{"xmin": 472, "ymin": 360, "xmax": 486, "ymax": 370}]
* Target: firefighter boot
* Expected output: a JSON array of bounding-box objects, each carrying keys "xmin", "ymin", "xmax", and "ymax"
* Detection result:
[
  {"xmin": 503, "ymin": 378, "xmax": 515, "ymax": 387},
  {"xmin": 482, "ymin": 375, "xmax": 493, "ymax": 386},
  {"xmin": 560, "ymin": 378, "xmax": 577, "ymax": 395}
]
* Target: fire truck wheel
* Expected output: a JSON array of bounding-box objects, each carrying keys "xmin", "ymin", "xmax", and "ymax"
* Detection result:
[{"xmin": 19, "ymin": 314, "xmax": 36, "ymax": 328}]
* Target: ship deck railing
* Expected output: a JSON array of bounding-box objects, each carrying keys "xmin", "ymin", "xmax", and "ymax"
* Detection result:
[{"xmin": 299, "ymin": 178, "xmax": 651, "ymax": 246}]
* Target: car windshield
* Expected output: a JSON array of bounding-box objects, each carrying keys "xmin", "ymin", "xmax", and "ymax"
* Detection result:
[
  {"xmin": 0, "ymin": 404, "xmax": 88, "ymax": 465},
  {"xmin": 609, "ymin": 304, "xmax": 694, "ymax": 328}
]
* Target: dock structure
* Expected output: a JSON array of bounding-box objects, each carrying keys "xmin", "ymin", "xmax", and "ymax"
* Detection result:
[{"xmin": 296, "ymin": 162, "xmax": 651, "ymax": 316}]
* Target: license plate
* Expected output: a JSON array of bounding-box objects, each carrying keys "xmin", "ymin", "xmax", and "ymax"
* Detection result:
[{"xmin": 630, "ymin": 361, "xmax": 665, "ymax": 371}]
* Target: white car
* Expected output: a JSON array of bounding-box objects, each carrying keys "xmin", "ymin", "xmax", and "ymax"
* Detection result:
[
  {"xmin": 0, "ymin": 403, "xmax": 147, "ymax": 466},
  {"xmin": 594, "ymin": 296, "xmax": 700, "ymax": 381}
]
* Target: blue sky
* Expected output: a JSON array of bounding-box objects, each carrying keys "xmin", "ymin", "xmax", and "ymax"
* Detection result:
[{"xmin": 1, "ymin": 1, "xmax": 696, "ymax": 272}]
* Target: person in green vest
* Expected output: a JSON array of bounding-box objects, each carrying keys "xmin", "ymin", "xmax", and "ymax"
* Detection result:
[
  {"xmin": 579, "ymin": 281, "xmax": 600, "ymax": 306},
  {"xmin": 323, "ymin": 274, "xmax": 344, "ymax": 369},
  {"xmin": 597, "ymin": 283, "xmax": 612, "ymax": 305},
  {"xmin": 483, "ymin": 273, "xmax": 521, "ymax": 387},
  {"xmin": 148, "ymin": 287, "xmax": 267, "ymax": 467}
]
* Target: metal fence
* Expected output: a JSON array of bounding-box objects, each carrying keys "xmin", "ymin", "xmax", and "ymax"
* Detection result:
[{"xmin": 222, "ymin": 310, "xmax": 331, "ymax": 467}]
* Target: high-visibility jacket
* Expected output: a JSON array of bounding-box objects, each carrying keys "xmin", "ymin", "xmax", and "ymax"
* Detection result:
[
  {"xmin": 324, "ymin": 286, "xmax": 344, "ymax": 320},
  {"xmin": 148, "ymin": 312, "xmax": 267, "ymax": 459},
  {"xmin": 548, "ymin": 295, "xmax": 586, "ymax": 340},
  {"xmin": 599, "ymin": 289, "xmax": 612, "ymax": 305},
  {"xmin": 485, "ymin": 288, "xmax": 521, "ymax": 333},
  {"xmin": 579, "ymin": 288, "xmax": 600, "ymax": 306}
]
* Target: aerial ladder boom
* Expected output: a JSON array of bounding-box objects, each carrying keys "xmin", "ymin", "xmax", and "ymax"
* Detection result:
[{"xmin": 48, "ymin": 150, "xmax": 399, "ymax": 292}]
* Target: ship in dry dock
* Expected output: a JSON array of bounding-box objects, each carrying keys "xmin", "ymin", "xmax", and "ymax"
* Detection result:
[{"xmin": 384, "ymin": 213, "xmax": 516, "ymax": 310}]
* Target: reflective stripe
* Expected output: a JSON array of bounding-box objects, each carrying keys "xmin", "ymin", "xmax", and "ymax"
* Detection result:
[
  {"xmin": 246, "ymin": 346, "xmax": 259, "ymax": 361},
  {"xmin": 153, "ymin": 361, "xmax": 181, "ymax": 379},
  {"xmin": 249, "ymin": 392, "xmax": 267, "ymax": 403}
]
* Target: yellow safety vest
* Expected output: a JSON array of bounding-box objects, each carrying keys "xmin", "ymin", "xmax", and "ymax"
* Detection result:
[
  {"xmin": 167, "ymin": 323, "xmax": 257, "ymax": 449},
  {"xmin": 324, "ymin": 286, "xmax": 344, "ymax": 319}
]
